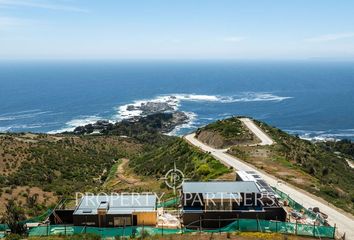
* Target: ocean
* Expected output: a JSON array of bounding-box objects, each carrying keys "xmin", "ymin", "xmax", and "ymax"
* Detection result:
[{"xmin": 1, "ymin": 60, "xmax": 354, "ymax": 140}]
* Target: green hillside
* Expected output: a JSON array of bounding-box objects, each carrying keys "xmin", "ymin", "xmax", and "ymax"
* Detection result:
[
  {"xmin": 195, "ymin": 117, "xmax": 258, "ymax": 148},
  {"xmin": 1, "ymin": 114, "xmax": 353, "ymax": 217},
  {"xmin": 129, "ymin": 137, "xmax": 231, "ymax": 181},
  {"xmin": 254, "ymin": 120, "xmax": 354, "ymax": 213},
  {"xmin": 0, "ymin": 113, "xmax": 230, "ymax": 217},
  {"xmin": 215, "ymin": 117, "xmax": 354, "ymax": 214}
]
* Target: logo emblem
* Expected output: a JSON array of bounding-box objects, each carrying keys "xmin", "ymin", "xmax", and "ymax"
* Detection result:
[{"xmin": 162, "ymin": 162, "xmax": 185, "ymax": 194}]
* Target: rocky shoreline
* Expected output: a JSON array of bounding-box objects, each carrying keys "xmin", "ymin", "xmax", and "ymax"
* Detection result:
[
  {"xmin": 72, "ymin": 98, "xmax": 190, "ymax": 135},
  {"xmin": 72, "ymin": 111, "xmax": 189, "ymax": 135},
  {"xmin": 126, "ymin": 99, "xmax": 177, "ymax": 115}
]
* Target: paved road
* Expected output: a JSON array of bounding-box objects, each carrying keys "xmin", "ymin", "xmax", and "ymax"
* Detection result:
[
  {"xmin": 239, "ymin": 118, "xmax": 274, "ymax": 145},
  {"xmin": 185, "ymin": 132, "xmax": 354, "ymax": 239}
]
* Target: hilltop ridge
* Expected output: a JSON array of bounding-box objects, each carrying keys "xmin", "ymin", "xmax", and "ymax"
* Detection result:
[{"xmin": 196, "ymin": 116, "xmax": 354, "ymax": 215}]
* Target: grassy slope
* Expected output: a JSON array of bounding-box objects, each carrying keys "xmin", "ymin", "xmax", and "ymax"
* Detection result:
[
  {"xmin": 1, "ymin": 134, "xmax": 141, "ymax": 195},
  {"xmin": 0, "ymin": 133, "xmax": 141, "ymax": 216},
  {"xmin": 129, "ymin": 137, "xmax": 231, "ymax": 181},
  {"xmin": 101, "ymin": 113, "xmax": 232, "ymax": 186},
  {"xmin": 195, "ymin": 117, "xmax": 257, "ymax": 148},
  {"xmin": 0, "ymin": 114, "xmax": 231, "ymax": 216},
  {"xmin": 228, "ymin": 119, "xmax": 354, "ymax": 214}
]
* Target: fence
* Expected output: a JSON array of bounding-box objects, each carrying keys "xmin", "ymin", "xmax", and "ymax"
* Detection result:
[
  {"xmin": 273, "ymin": 188, "xmax": 326, "ymax": 225},
  {"xmin": 156, "ymin": 197, "xmax": 179, "ymax": 208},
  {"xmin": 0, "ymin": 224, "xmax": 8, "ymax": 231},
  {"xmin": 5, "ymin": 189, "xmax": 336, "ymax": 239},
  {"xmin": 28, "ymin": 225, "xmax": 184, "ymax": 238},
  {"xmin": 0, "ymin": 209, "xmax": 52, "ymax": 237},
  {"xmin": 21, "ymin": 209, "xmax": 53, "ymax": 224},
  {"xmin": 27, "ymin": 218, "xmax": 335, "ymax": 239},
  {"xmin": 201, "ymin": 218, "xmax": 335, "ymax": 238}
]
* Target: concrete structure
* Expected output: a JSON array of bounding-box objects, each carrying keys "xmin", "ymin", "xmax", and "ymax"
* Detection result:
[
  {"xmin": 73, "ymin": 194, "xmax": 157, "ymax": 227},
  {"xmin": 181, "ymin": 181, "xmax": 286, "ymax": 229}
]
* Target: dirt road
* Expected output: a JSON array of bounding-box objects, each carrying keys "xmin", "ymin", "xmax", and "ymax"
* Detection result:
[
  {"xmin": 239, "ymin": 118, "xmax": 274, "ymax": 145},
  {"xmin": 184, "ymin": 132, "xmax": 354, "ymax": 239}
]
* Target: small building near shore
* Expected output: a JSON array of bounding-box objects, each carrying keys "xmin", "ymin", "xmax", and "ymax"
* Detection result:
[
  {"xmin": 72, "ymin": 194, "xmax": 157, "ymax": 227},
  {"xmin": 181, "ymin": 181, "xmax": 286, "ymax": 229}
]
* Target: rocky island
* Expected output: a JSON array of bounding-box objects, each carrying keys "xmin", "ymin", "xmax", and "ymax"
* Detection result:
[
  {"xmin": 73, "ymin": 111, "xmax": 189, "ymax": 135},
  {"xmin": 73, "ymin": 97, "xmax": 189, "ymax": 135},
  {"xmin": 126, "ymin": 100, "xmax": 177, "ymax": 115}
]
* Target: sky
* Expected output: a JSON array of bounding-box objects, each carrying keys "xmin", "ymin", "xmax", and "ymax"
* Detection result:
[{"xmin": 0, "ymin": 0, "xmax": 354, "ymax": 59}]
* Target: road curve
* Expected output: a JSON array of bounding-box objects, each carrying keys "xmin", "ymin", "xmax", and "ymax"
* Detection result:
[
  {"xmin": 239, "ymin": 118, "xmax": 274, "ymax": 145},
  {"xmin": 184, "ymin": 133, "xmax": 354, "ymax": 239}
]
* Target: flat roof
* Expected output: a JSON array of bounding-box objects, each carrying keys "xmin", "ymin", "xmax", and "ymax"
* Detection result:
[
  {"xmin": 73, "ymin": 194, "xmax": 156, "ymax": 215},
  {"xmin": 204, "ymin": 192, "xmax": 241, "ymax": 200},
  {"xmin": 182, "ymin": 181, "xmax": 260, "ymax": 194},
  {"xmin": 236, "ymin": 171, "xmax": 277, "ymax": 196}
]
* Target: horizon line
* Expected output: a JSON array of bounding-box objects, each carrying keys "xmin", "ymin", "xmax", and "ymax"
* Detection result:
[{"xmin": 1, "ymin": 57, "xmax": 354, "ymax": 62}]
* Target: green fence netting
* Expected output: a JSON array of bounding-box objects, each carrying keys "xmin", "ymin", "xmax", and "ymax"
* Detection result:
[
  {"xmin": 204, "ymin": 219, "xmax": 334, "ymax": 238},
  {"xmin": 0, "ymin": 209, "xmax": 51, "ymax": 237},
  {"xmin": 27, "ymin": 219, "xmax": 335, "ymax": 239},
  {"xmin": 273, "ymin": 188, "xmax": 325, "ymax": 225},
  {"xmin": 0, "ymin": 224, "xmax": 8, "ymax": 231},
  {"xmin": 28, "ymin": 225, "xmax": 183, "ymax": 238},
  {"xmin": 20, "ymin": 209, "xmax": 52, "ymax": 224},
  {"xmin": 157, "ymin": 197, "xmax": 179, "ymax": 208}
]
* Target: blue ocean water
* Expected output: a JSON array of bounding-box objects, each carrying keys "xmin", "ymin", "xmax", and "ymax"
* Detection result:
[{"xmin": 1, "ymin": 60, "xmax": 354, "ymax": 140}]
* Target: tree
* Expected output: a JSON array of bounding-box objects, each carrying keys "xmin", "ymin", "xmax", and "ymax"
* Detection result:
[
  {"xmin": 2, "ymin": 200, "xmax": 26, "ymax": 234},
  {"xmin": 321, "ymin": 167, "xmax": 329, "ymax": 183},
  {"xmin": 26, "ymin": 193, "xmax": 39, "ymax": 208},
  {"xmin": 322, "ymin": 167, "xmax": 329, "ymax": 177}
]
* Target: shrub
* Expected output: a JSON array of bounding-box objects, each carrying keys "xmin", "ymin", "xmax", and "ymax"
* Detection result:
[{"xmin": 5, "ymin": 234, "xmax": 21, "ymax": 240}]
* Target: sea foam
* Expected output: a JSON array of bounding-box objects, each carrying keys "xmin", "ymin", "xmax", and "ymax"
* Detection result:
[
  {"xmin": 115, "ymin": 92, "xmax": 292, "ymax": 120},
  {"xmin": 285, "ymin": 129, "xmax": 354, "ymax": 142},
  {"xmin": 0, "ymin": 110, "xmax": 51, "ymax": 121},
  {"xmin": 47, "ymin": 115, "xmax": 104, "ymax": 134},
  {"xmin": 114, "ymin": 92, "xmax": 292, "ymax": 135},
  {"xmin": 47, "ymin": 92, "xmax": 291, "ymax": 135}
]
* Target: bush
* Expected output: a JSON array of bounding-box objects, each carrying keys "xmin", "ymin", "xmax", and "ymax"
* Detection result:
[
  {"xmin": 140, "ymin": 230, "xmax": 151, "ymax": 238},
  {"xmin": 197, "ymin": 164, "xmax": 211, "ymax": 175},
  {"xmin": 5, "ymin": 234, "xmax": 21, "ymax": 240}
]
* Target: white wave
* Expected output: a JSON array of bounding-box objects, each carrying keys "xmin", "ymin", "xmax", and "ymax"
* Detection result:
[
  {"xmin": 231, "ymin": 93, "xmax": 292, "ymax": 102},
  {"xmin": 115, "ymin": 92, "xmax": 291, "ymax": 120},
  {"xmin": 166, "ymin": 112, "xmax": 198, "ymax": 136},
  {"xmin": 300, "ymin": 136, "xmax": 337, "ymax": 142},
  {"xmin": 0, "ymin": 127, "xmax": 11, "ymax": 132},
  {"xmin": 172, "ymin": 94, "xmax": 220, "ymax": 102},
  {"xmin": 200, "ymin": 117, "xmax": 215, "ymax": 121},
  {"xmin": 0, "ymin": 124, "xmax": 46, "ymax": 131},
  {"xmin": 47, "ymin": 92, "xmax": 291, "ymax": 135},
  {"xmin": 169, "ymin": 92, "xmax": 291, "ymax": 103},
  {"xmin": 12, "ymin": 124, "xmax": 45, "ymax": 129},
  {"xmin": 219, "ymin": 113, "xmax": 232, "ymax": 116},
  {"xmin": 0, "ymin": 117, "xmax": 14, "ymax": 121},
  {"xmin": 286, "ymin": 129, "xmax": 327, "ymax": 135},
  {"xmin": 115, "ymin": 96, "xmax": 178, "ymax": 120},
  {"xmin": 0, "ymin": 109, "xmax": 42, "ymax": 115},
  {"xmin": 47, "ymin": 115, "xmax": 103, "ymax": 134},
  {"xmin": 114, "ymin": 92, "xmax": 292, "ymax": 136},
  {"xmin": 0, "ymin": 110, "xmax": 51, "ymax": 121},
  {"xmin": 286, "ymin": 129, "xmax": 354, "ymax": 142}
]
